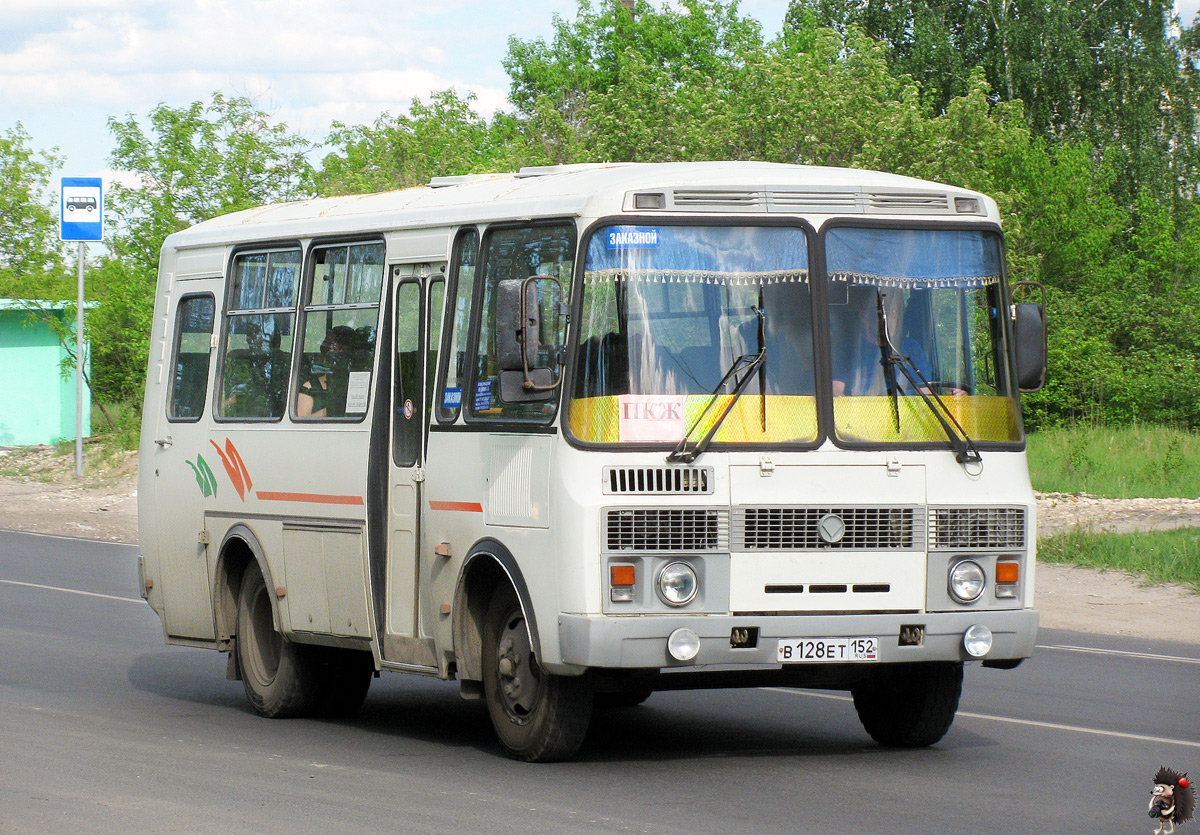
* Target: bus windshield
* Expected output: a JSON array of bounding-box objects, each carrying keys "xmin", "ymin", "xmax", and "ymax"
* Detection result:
[
  {"xmin": 826, "ymin": 226, "xmax": 1021, "ymax": 446},
  {"xmin": 570, "ymin": 224, "xmax": 817, "ymax": 445}
]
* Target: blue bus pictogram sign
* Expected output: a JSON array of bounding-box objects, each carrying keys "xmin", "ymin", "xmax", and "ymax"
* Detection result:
[{"xmin": 60, "ymin": 177, "xmax": 103, "ymax": 242}]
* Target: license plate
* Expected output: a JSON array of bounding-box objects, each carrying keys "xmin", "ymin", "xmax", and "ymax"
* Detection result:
[{"xmin": 776, "ymin": 637, "xmax": 880, "ymax": 663}]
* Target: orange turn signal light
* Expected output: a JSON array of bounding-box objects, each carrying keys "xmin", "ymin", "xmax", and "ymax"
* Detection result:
[
  {"xmin": 995, "ymin": 562, "xmax": 1020, "ymax": 584},
  {"xmin": 611, "ymin": 565, "xmax": 636, "ymax": 587}
]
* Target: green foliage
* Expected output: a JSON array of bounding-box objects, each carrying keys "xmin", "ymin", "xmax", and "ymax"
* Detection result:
[
  {"xmin": 1027, "ymin": 424, "xmax": 1200, "ymax": 498},
  {"xmin": 316, "ymin": 90, "xmax": 513, "ymax": 194},
  {"xmin": 106, "ymin": 92, "xmax": 315, "ymax": 279},
  {"xmin": 785, "ymin": 0, "xmax": 1198, "ymax": 203},
  {"xmin": 1039, "ymin": 528, "xmax": 1200, "ymax": 592},
  {"xmin": 0, "ymin": 124, "xmax": 67, "ymax": 297},
  {"xmin": 86, "ymin": 257, "xmax": 156, "ymax": 404}
]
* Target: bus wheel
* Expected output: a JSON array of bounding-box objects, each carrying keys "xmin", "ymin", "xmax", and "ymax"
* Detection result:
[
  {"xmin": 236, "ymin": 562, "xmax": 319, "ymax": 718},
  {"xmin": 481, "ymin": 587, "xmax": 593, "ymax": 762},
  {"xmin": 851, "ymin": 662, "xmax": 962, "ymax": 747}
]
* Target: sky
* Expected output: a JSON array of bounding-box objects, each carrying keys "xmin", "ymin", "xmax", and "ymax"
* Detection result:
[
  {"xmin": 2, "ymin": 0, "xmax": 1198, "ymax": 187},
  {"xmin": 0, "ymin": 0, "xmax": 791, "ymax": 184}
]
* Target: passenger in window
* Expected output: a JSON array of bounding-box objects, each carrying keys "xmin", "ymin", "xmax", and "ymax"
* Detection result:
[
  {"xmin": 297, "ymin": 326, "xmax": 357, "ymax": 418},
  {"xmin": 222, "ymin": 321, "xmax": 276, "ymax": 417}
]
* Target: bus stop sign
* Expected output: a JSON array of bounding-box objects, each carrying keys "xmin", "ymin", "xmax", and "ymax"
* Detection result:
[{"xmin": 60, "ymin": 177, "xmax": 103, "ymax": 242}]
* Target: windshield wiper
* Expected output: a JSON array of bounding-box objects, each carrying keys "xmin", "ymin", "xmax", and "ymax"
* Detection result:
[
  {"xmin": 667, "ymin": 308, "xmax": 766, "ymax": 464},
  {"xmin": 875, "ymin": 291, "xmax": 982, "ymax": 468}
]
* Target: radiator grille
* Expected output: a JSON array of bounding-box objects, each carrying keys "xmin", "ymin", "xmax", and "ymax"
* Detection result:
[
  {"xmin": 604, "ymin": 466, "xmax": 712, "ymax": 495},
  {"xmin": 734, "ymin": 507, "xmax": 921, "ymax": 551},
  {"xmin": 604, "ymin": 508, "xmax": 727, "ymax": 552},
  {"xmin": 928, "ymin": 507, "xmax": 1026, "ymax": 549}
]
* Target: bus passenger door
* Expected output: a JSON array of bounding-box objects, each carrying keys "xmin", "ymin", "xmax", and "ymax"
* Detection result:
[
  {"xmin": 150, "ymin": 287, "xmax": 220, "ymax": 641},
  {"xmin": 383, "ymin": 270, "xmax": 445, "ymax": 667}
]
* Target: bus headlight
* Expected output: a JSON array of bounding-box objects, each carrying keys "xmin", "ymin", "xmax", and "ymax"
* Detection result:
[
  {"xmin": 657, "ymin": 561, "xmax": 699, "ymax": 607},
  {"xmin": 948, "ymin": 559, "xmax": 986, "ymax": 603}
]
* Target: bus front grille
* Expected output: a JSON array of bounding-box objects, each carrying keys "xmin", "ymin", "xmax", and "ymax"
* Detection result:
[
  {"xmin": 604, "ymin": 508, "xmax": 727, "ymax": 552},
  {"xmin": 603, "ymin": 466, "xmax": 713, "ymax": 495},
  {"xmin": 733, "ymin": 507, "xmax": 923, "ymax": 551},
  {"xmin": 928, "ymin": 507, "xmax": 1026, "ymax": 549}
]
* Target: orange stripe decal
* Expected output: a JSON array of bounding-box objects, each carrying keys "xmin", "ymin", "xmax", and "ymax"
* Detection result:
[
  {"xmin": 255, "ymin": 491, "xmax": 365, "ymax": 506},
  {"xmin": 429, "ymin": 500, "xmax": 484, "ymax": 513}
]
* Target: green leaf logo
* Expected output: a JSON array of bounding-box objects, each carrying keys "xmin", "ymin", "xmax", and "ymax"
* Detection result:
[{"xmin": 186, "ymin": 454, "xmax": 218, "ymax": 498}]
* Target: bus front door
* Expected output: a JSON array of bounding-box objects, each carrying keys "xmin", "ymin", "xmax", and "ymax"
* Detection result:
[
  {"xmin": 382, "ymin": 271, "xmax": 445, "ymax": 668},
  {"xmin": 150, "ymin": 287, "xmax": 220, "ymax": 642}
]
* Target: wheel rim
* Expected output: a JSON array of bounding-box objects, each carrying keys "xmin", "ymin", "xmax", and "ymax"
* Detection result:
[
  {"xmin": 243, "ymin": 580, "xmax": 281, "ymax": 686},
  {"xmin": 493, "ymin": 606, "xmax": 541, "ymax": 724}
]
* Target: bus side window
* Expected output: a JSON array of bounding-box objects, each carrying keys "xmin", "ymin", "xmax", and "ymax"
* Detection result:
[
  {"xmin": 436, "ymin": 228, "xmax": 478, "ymax": 423},
  {"xmin": 293, "ymin": 241, "xmax": 384, "ymax": 421},
  {"xmin": 217, "ymin": 248, "xmax": 300, "ymax": 420},
  {"xmin": 167, "ymin": 294, "xmax": 215, "ymax": 420}
]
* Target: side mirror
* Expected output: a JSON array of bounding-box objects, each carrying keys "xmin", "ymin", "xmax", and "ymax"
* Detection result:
[
  {"xmin": 1011, "ymin": 281, "xmax": 1047, "ymax": 392},
  {"xmin": 496, "ymin": 276, "xmax": 564, "ymax": 402}
]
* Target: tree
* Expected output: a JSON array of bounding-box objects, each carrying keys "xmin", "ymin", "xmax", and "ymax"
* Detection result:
[
  {"xmin": 107, "ymin": 93, "xmax": 315, "ymax": 280},
  {"xmin": 784, "ymin": 0, "xmax": 1198, "ymax": 202},
  {"xmin": 316, "ymin": 90, "xmax": 512, "ymax": 195},
  {"xmin": 0, "ymin": 123, "xmax": 67, "ymax": 298},
  {"xmin": 503, "ymin": 0, "xmax": 765, "ymax": 162}
]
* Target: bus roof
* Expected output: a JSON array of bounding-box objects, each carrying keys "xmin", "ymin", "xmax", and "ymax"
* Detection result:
[{"xmin": 164, "ymin": 161, "xmax": 999, "ymax": 251}]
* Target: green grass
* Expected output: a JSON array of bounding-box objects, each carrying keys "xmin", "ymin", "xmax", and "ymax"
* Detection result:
[
  {"xmin": 1027, "ymin": 424, "xmax": 1200, "ymax": 498},
  {"xmin": 1039, "ymin": 527, "xmax": 1200, "ymax": 593},
  {"xmin": 1029, "ymin": 424, "xmax": 1200, "ymax": 594}
]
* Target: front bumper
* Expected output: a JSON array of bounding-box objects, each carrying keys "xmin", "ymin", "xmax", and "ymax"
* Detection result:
[{"xmin": 558, "ymin": 608, "xmax": 1039, "ymax": 670}]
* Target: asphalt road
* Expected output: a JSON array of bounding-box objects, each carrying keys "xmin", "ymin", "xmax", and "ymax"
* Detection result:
[{"xmin": 0, "ymin": 529, "xmax": 1196, "ymax": 835}]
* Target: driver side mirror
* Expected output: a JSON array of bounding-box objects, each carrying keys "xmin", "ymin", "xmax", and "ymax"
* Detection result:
[
  {"xmin": 1011, "ymin": 282, "xmax": 1047, "ymax": 392},
  {"xmin": 496, "ymin": 276, "xmax": 565, "ymax": 402}
]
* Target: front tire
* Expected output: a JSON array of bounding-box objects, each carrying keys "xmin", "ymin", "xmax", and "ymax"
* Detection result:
[
  {"xmin": 235, "ymin": 562, "xmax": 321, "ymax": 718},
  {"xmin": 851, "ymin": 662, "xmax": 963, "ymax": 747},
  {"xmin": 481, "ymin": 587, "xmax": 593, "ymax": 762}
]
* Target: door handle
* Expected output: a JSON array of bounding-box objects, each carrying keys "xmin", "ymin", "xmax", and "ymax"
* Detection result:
[{"xmin": 154, "ymin": 438, "xmax": 173, "ymax": 448}]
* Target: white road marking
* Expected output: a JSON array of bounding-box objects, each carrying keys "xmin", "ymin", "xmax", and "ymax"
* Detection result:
[
  {"xmin": 1036, "ymin": 643, "xmax": 1200, "ymax": 665},
  {"xmin": 764, "ymin": 688, "xmax": 1200, "ymax": 749},
  {"xmin": 0, "ymin": 527, "xmax": 135, "ymax": 546},
  {"xmin": 0, "ymin": 579, "xmax": 144, "ymax": 604}
]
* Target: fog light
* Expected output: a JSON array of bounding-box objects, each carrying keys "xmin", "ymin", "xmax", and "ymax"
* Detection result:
[
  {"xmin": 657, "ymin": 561, "xmax": 699, "ymax": 607},
  {"xmin": 667, "ymin": 627, "xmax": 701, "ymax": 661},
  {"xmin": 963, "ymin": 624, "xmax": 993, "ymax": 658},
  {"xmin": 949, "ymin": 559, "xmax": 986, "ymax": 603}
]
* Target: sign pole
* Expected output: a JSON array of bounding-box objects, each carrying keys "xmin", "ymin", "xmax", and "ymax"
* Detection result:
[
  {"xmin": 75, "ymin": 241, "xmax": 85, "ymax": 478},
  {"xmin": 60, "ymin": 176, "xmax": 102, "ymax": 479}
]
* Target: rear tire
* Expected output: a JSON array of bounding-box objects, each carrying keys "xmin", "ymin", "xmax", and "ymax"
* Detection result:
[
  {"xmin": 851, "ymin": 662, "xmax": 962, "ymax": 747},
  {"xmin": 481, "ymin": 586, "xmax": 592, "ymax": 762},
  {"xmin": 235, "ymin": 562, "xmax": 320, "ymax": 718}
]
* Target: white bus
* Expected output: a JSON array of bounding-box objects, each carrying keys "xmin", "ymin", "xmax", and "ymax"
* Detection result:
[{"xmin": 138, "ymin": 161, "xmax": 1047, "ymax": 761}]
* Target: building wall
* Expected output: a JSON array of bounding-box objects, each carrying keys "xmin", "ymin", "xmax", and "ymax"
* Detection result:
[{"xmin": 0, "ymin": 306, "xmax": 91, "ymax": 446}]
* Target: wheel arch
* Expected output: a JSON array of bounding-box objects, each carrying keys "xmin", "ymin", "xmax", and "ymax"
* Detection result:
[
  {"xmin": 213, "ymin": 524, "xmax": 279, "ymax": 645},
  {"xmin": 452, "ymin": 538, "xmax": 539, "ymax": 685}
]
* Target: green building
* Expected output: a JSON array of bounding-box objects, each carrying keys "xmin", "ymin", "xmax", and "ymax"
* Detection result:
[{"xmin": 0, "ymin": 300, "xmax": 91, "ymax": 446}]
